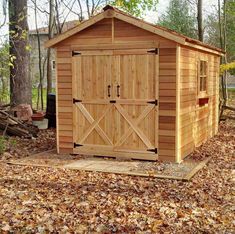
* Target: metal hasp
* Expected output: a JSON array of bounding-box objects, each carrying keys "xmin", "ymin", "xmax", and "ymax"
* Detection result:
[
  {"xmin": 147, "ymin": 148, "xmax": 158, "ymax": 154},
  {"xmin": 73, "ymin": 98, "xmax": 82, "ymax": 104},
  {"xmin": 74, "ymin": 143, "xmax": 83, "ymax": 148},
  {"xmin": 147, "ymin": 48, "xmax": 158, "ymax": 54},
  {"xmin": 147, "ymin": 99, "xmax": 158, "ymax": 105},
  {"xmin": 72, "ymin": 51, "xmax": 81, "ymax": 56}
]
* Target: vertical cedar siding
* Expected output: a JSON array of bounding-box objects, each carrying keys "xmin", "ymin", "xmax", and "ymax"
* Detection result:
[{"xmin": 55, "ymin": 18, "xmax": 178, "ymax": 160}]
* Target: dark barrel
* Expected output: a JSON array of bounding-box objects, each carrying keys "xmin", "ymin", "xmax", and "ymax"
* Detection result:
[{"xmin": 46, "ymin": 93, "xmax": 56, "ymax": 128}]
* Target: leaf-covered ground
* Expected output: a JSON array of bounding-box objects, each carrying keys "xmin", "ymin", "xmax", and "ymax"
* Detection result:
[{"xmin": 0, "ymin": 122, "xmax": 234, "ymax": 233}]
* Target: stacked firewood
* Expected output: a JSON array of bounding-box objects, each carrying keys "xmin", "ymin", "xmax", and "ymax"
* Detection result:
[{"xmin": 0, "ymin": 105, "xmax": 39, "ymax": 138}]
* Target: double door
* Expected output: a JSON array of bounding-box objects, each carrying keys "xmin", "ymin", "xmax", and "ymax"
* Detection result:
[{"xmin": 72, "ymin": 49, "xmax": 158, "ymax": 160}]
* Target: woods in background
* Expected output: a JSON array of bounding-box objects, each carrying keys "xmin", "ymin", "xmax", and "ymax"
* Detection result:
[
  {"xmin": 159, "ymin": 0, "xmax": 235, "ymax": 116},
  {"xmin": 0, "ymin": 0, "xmax": 234, "ymax": 111}
]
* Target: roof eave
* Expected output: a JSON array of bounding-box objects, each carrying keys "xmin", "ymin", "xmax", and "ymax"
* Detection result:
[{"xmin": 184, "ymin": 41, "xmax": 225, "ymax": 56}]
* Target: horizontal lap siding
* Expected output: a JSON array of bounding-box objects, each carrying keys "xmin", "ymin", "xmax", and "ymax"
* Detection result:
[
  {"xmin": 60, "ymin": 19, "xmax": 112, "ymax": 47},
  {"xmin": 57, "ymin": 47, "xmax": 73, "ymax": 153},
  {"xmin": 179, "ymin": 47, "xmax": 220, "ymax": 159},
  {"xmin": 158, "ymin": 48, "xmax": 177, "ymax": 161},
  {"xmin": 114, "ymin": 19, "xmax": 176, "ymax": 48}
]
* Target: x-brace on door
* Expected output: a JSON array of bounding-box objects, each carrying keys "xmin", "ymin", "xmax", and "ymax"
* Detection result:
[{"xmin": 72, "ymin": 49, "xmax": 159, "ymax": 160}]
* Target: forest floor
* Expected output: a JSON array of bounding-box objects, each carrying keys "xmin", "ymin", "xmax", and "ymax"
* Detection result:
[{"xmin": 0, "ymin": 121, "xmax": 234, "ymax": 233}]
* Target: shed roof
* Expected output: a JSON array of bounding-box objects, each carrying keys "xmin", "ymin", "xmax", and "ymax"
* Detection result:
[
  {"xmin": 29, "ymin": 20, "xmax": 79, "ymax": 35},
  {"xmin": 45, "ymin": 5, "xmax": 224, "ymax": 56}
]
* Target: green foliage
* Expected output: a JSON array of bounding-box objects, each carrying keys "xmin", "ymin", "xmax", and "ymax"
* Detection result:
[
  {"xmin": 0, "ymin": 43, "xmax": 13, "ymax": 74},
  {"xmin": 205, "ymin": 0, "xmax": 235, "ymax": 64},
  {"xmin": 110, "ymin": 0, "xmax": 158, "ymax": 17},
  {"xmin": 0, "ymin": 43, "xmax": 11, "ymax": 104},
  {"xmin": 158, "ymin": 0, "xmax": 197, "ymax": 38},
  {"xmin": 25, "ymin": 45, "xmax": 31, "ymax": 51},
  {"xmin": 0, "ymin": 136, "xmax": 6, "ymax": 155},
  {"xmin": 220, "ymin": 61, "xmax": 235, "ymax": 76}
]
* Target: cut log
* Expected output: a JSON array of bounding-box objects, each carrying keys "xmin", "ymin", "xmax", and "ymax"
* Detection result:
[
  {"xmin": 0, "ymin": 110, "xmax": 39, "ymax": 138},
  {"xmin": 224, "ymin": 105, "xmax": 235, "ymax": 112}
]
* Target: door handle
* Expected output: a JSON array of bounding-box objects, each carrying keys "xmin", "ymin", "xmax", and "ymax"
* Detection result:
[
  {"xmin": 107, "ymin": 85, "xmax": 111, "ymax": 97},
  {"xmin": 117, "ymin": 85, "xmax": 120, "ymax": 97}
]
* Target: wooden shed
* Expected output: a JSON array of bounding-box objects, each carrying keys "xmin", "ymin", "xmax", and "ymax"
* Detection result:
[{"xmin": 45, "ymin": 5, "xmax": 223, "ymax": 163}]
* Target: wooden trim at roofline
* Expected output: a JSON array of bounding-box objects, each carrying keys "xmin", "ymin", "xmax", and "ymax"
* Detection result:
[
  {"xmin": 183, "ymin": 42, "xmax": 225, "ymax": 56},
  {"xmin": 184, "ymin": 42, "xmax": 224, "ymax": 56}
]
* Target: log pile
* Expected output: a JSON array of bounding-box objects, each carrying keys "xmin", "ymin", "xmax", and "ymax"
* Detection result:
[{"xmin": 0, "ymin": 108, "xmax": 39, "ymax": 138}]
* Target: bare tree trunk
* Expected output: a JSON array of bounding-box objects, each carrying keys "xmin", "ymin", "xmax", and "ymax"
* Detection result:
[
  {"xmin": 218, "ymin": 0, "xmax": 233, "ymax": 121},
  {"xmin": 33, "ymin": 0, "xmax": 44, "ymax": 110},
  {"xmin": 223, "ymin": 0, "xmax": 228, "ymax": 101},
  {"xmin": 197, "ymin": 0, "xmax": 203, "ymax": 41},
  {"xmin": 46, "ymin": 0, "xmax": 55, "ymax": 96},
  {"xmin": 9, "ymin": 0, "xmax": 31, "ymax": 106},
  {"xmin": 55, "ymin": 0, "xmax": 62, "ymax": 34},
  {"xmin": 218, "ymin": 0, "xmax": 223, "ymax": 49}
]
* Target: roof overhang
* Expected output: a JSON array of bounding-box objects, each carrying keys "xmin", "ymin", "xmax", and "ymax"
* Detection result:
[{"xmin": 45, "ymin": 5, "xmax": 224, "ymax": 56}]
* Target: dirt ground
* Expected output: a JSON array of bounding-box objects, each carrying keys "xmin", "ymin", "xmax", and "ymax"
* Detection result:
[{"xmin": 0, "ymin": 121, "xmax": 234, "ymax": 233}]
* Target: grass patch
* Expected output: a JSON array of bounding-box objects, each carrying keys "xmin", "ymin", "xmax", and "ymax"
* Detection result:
[
  {"xmin": 32, "ymin": 88, "xmax": 55, "ymax": 110},
  {"xmin": 0, "ymin": 88, "xmax": 55, "ymax": 110},
  {"xmin": 228, "ymin": 88, "xmax": 235, "ymax": 93}
]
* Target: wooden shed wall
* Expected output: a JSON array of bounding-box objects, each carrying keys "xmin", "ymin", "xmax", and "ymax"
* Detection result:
[
  {"xmin": 178, "ymin": 46, "xmax": 220, "ymax": 160},
  {"xmin": 158, "ymin": 48, "xmax": 177, "ymax": 161},
  {"xmin": 55, "ymin": 18, "xmax": 178, "ymax": 161}
]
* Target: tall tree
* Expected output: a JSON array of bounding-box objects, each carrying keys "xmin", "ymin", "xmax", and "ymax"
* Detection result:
[
  {"xmin": 46, "ymin": 0, "xmax": 55, "ymax": 96},
  {"xmin": 225, "ymin": 0, "xmax": 235, "ymax": 62},
  {"xmin": 197, "ymin": 0, "xmax": 203, "ymax": 41},
  {"xmin": 33, "ymin": 0, "xmax": 44, "ymax": 110},
  {"xmin": 158, "ymin": 0, "xmax": 197, "ymax": 38},
  {"xmin": 9, "ymin": 0, "xmax": 31, "ymax": 106}
]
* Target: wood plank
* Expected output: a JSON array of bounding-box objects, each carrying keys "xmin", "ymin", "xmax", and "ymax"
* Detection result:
[
  {"xmin": 58, "ymin": 83, "xmax": 72, "ymax": 89},
  {"xmin": 73, "ymin": 148, "xmax": 158, "ymax": 161},
  {"xmin": 59, "ymin": 130, "xmax": 73, "ymax": 137},
  {"xmin": 45, "ymin": 12, "xmax": 106, "ymax": 47},
  {"xmin": 113, "ymin": 14, "xmax": 185, "ymax": 44},
  {"xmin": 159, "ymin": 135, "xmax": 175, "ymax": 143},
  {"xmin": 59, "ymin": 142, "xmax": 73, "ymax": 148}
]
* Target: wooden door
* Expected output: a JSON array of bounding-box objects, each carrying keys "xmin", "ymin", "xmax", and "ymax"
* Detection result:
[
  {"xmin": 72, "ymin": 49, "xmax": 158, "ymax": 160},
  {"xmin": 112, "ymin": 53, "xmax": 158, "ymax": 158},
  {"xmin": 72, "ymin": 54, "xmax": 115, "ymax": 153}
]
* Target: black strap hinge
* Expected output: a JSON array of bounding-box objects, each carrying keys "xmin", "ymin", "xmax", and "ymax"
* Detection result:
[
  {"xmin": 74, "ymin": 143, "xmax": 83, "ymax": 148},
  {"xmin": 72, "ymin": 51, "xmax": 81, "ymax": 56},
  {"xmin": 147, "ymin": 100, "xmax": 158, "ymax": 105},
  {"xmin": 73, "ymin": 98, "xmax": 82, "ymax": 104},
  {"xmin": 147, "ymin": 48, "xmax": 158, "ymax": 54},
  {"xmin": 110, "ymin": 100, "xmax": 116, "ymax": 103},
  {"xmin": 147, "ymin": 148, "xmax": 158, "ymax": 154}
]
